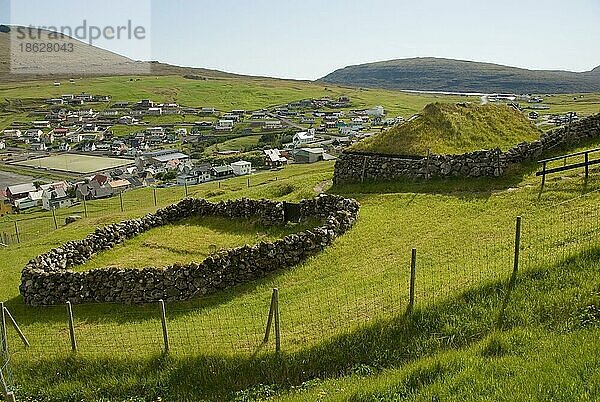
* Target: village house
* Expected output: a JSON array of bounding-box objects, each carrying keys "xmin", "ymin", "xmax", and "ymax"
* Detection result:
[
  {"xmin": 30, "ymin": 143, "xmax": 47, "ymax": 152},
  {"xmin": 41, "ymin": 188, "xmax": 71, "ymax": 211},
  {"xmin": 33, "ymin": 121, "xmax": 51, "ymax": 129},
  {"xmin": 293, "ymin": 148, "xmax": 335, "ymax": 164},
  {"xmin": 24, "ymin": 129, "xmax": 43, "ymax": 142},
  {"xmin": 177, "ymin": 163, "xmax": 212, "ymax": 186},
  {"xmin": 6, "ymin": 183, "xmax": 37, "ymax": 202},
  {"xmin": 147, "ymin": 107, "xmax": 163, "ymax": 116},
  {"xmin": 292, "ymin": 129, "xmax": 316, "ymax": 147},
  {"xmin": 118, "ymin": 115, "xmax": 138, "ymax": 125},
  {"xmin": 139, "ymin": 150, "xmax": 190, "ymax": 171},
  {"xmin": 108, "ymin": 179, "xmax": 131, "ymax": 193},
  {"xmin": 215, "ymin": 120, "xmax": 235, "ymax": 132},
  {"xmin": 14, "ymin": 190, "xmax": 43, "ymax": 211},
  {"xmin": 200, "ymin": 107, "xmax": 217, "ymax": 115},
  {"xmin": 211, "ymin": 165, "xmax": 234, "ymax": 179},
  {"xmin": 264, "ymin": 120, "xmax": 283, "ymax": 130},
  {"xmin": 147, "ymin": 127, "xmax": 165, "ymax": 136},
  {"xmin": 264, "ymin": 149, "xmax": 289, "ymax": 167},
  {"xmin": 231, "ymin": 161, "xmax": 252, "ymax": 176}
]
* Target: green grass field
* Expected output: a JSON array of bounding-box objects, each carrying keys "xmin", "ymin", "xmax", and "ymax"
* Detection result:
[
  {"xmin": 0, "ymin": 74, "xmax": 600, "ymax": 401},
  {"xmin": 0, "ymin": 127, "xmax": 598, "ymax": 400},
  {"xmin": 14, "ymin": 154, "xmax": 133, "ymax": 174}
]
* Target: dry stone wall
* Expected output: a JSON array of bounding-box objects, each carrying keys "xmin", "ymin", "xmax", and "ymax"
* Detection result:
[
  {"xmin": 20, "ymin": 195, "xmax": 360, "ymax": 306},
  {"xmin": 334, "ymin": 113, "xmax": 600, "ymax": 185}
]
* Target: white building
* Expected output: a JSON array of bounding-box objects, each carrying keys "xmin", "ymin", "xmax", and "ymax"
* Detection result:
[
  {"xmin": 292, "ymin": 129, "xmax": 316, "ymax": 147},
  {"xmin": 366, "ymin": 106, "xmax": 385, "ymax": 117},
  {"xmin": 231, "ymin": 160, "xmax": 252, "ymax": 176}
]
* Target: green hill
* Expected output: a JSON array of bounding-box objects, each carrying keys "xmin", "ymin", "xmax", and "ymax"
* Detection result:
[
  {"xmin": 320, "ymin": 57, "xmax": 600, "ymax": 94},
  {"xmin": 351, "ymin": 102, "xmax": 542, "ymax": 156}
]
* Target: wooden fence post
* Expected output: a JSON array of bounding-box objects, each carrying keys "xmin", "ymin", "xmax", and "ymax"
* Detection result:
[
  {"xmin": 541, "ymin": 162, "xmax": 547, "ymax": 189},
  {"xmin": 407, "ymin": 248, "xmax": 417, "ymax": 314},
  {"xmin": 52, "ymin": 207, "xmax": 58, "ymax": 229},
  {"xmin": 66, "ymin": 301, "xmax": 77, "ymax": 352},
  {"xmin": 184, "ymin": 182, "xmax": 189, "ymax": 198},
  {"xmin": 273, "ymin": 288, "xmax": 281, "ymax": 353},
  {"xmin": 585, "ymin": 152, "xmax": 589, "ymax": 180},
  {"xmin": 83, "ymin": 196, "xmax": 88, "ymax": 218},
  {"xmin": 497, "ymin": 216, "xmax": 522, "ymax": 328},
  {"xmin": 247, "ymin": 178, "xmax": 250, "ymax": 188},
  {"xmin": 13, "ymin": 222, "xmax": 19, "ymax": 244},
  {"xmin": 153, "ymin": 188, "xmax": 158, "ymax": 207},
  {"xmin": 263, "ymin": 289, "xmax": 276, "ymax": 343},
  {"xmin": 159, "ymin": 300, "xmax": 169, "ymax": 353},
  {"xmin": 3, "ymin": 307, "xmax": 29, "ymax": 347},
  {"xmin": 0, "ymin": 302, "xmax": 7, "ymax": 355},
  {"xmin": 119, "ymin": 192, "xmax": 124, "ymax": 212}
]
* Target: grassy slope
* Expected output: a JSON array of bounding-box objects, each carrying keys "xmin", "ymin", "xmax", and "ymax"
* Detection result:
[
  {"xmin": 351, "ymin": 103, "xmax": 543, "ymax": 156},
  {"xmin": 275, "ymin": 251, "xmax": 600, "ymax": 401},
  {"xmin": 0, "ymin": 131, "xmax": 598, "ymax": 400}
]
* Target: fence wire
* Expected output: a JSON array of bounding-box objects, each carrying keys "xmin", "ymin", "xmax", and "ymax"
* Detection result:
[{"xmin": 0, "ymin": 189, "xmax": 599, "ymax": 382}]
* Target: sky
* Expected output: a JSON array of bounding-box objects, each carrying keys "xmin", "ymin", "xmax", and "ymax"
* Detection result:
[{"xmin": 1, "ymin": 0, "xmax": 599, "ymax": 80}]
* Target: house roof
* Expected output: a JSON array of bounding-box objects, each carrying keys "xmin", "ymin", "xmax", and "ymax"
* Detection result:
[
  {"xmin": 212, "ymin": 165, "xmax": 234, "ymax": 173},
  {"xmin": 7, "ymin": 183, "xmax": 37, "ymax": 195},
  {"xmin": 231, "ymin": 160, "xmax": 251, "ymax": 167},
  {"xmin": 108, "ymin": 179, "xmax": 131, "ymax": 189},
  {"xmin": 147, "ymin": 150, "xmax": 189, "ymax": 163},
  {"xmin": 44, "ymin": 188, "xmax": 68, "ymax": 200}
]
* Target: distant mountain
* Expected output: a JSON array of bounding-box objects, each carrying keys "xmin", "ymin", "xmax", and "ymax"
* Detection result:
[
  {"xmin": 320, "ymin": 58, "xmax": 600, "ymax": 94},
  {"xmin": 0, "ymin": 25, "xmax": 247, "ymax": 82}
]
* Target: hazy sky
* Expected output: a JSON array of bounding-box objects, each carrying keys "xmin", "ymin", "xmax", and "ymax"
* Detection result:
[{"xmin": 2, "ymin": 0, "xmax": 599, "ymax": 80}]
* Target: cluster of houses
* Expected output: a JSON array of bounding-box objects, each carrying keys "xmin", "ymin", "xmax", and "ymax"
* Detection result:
[{"xmin": 1, "ymin": 148, "xmax": 256, "ymax": 211}]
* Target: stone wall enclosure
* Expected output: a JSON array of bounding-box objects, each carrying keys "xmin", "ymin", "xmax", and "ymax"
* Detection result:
[
  {"xmin": 20, "ymin": 195, "xmax": 360, "ymax": 306},
  {"xmin": 334, "ymin": 113, "xmax": 600, "ymax": 184}
]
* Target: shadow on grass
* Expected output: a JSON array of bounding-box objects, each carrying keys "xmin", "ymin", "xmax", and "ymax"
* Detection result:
[{"xmin": 13, "ymin": 247, "xmax": 600, "ymax": 401}]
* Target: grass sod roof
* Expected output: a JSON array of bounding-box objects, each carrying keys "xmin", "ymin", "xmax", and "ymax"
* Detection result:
[{"xmin": 351, "ymin": 102, "xmax": 543, "ymax": 156}]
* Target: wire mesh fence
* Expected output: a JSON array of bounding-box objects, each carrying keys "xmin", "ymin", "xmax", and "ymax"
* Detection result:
[{"xmin": 0, "ymin": 190, "xmax": 599, "ymax": 390}]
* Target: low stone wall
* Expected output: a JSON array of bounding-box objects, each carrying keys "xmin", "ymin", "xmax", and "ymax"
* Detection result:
[
  {"xmin": 20, "ymin": 195, "xmax": 360, "ymax": 306},
  {"xmin": 334, "ymin": 113, "xmax": 600, "ymax": 185}
]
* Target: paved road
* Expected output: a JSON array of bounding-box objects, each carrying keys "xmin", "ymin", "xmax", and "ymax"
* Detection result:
[{"xmin": 0, "ymin": 170, "xmax": 38, "ymax": 192}]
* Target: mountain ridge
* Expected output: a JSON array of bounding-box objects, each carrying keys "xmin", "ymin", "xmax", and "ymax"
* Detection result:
[{"xmin": 320, "ymin": 57, "xmax": 600, "ymax": 93}]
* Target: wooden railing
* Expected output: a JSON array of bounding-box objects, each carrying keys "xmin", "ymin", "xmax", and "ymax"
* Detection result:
[{"xmin": 537, "ymin": 147, "xmax": 600, "ymax": 187}]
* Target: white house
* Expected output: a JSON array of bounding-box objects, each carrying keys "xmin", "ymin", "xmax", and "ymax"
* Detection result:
[
  {"xmin": 147, "ymin": 107, "xmax": 163, "ymax": 116},
  {"xmin": 42, "ymin": 188, "xmax": 72, "ymax": 211},
  {"xmin": 264, "ymin": 120, "xmax": 283, "ymax": 130},
  {"xmin": 293, "ymin": 129, "xmax": 316, "ymax": 147},
  {"xmin": 216, "ymin": 120, "xmax": 234, "ymax": 131},
  {"xmin": 231, "ymin": 160, "xmax": 252, "ymax": 176}
]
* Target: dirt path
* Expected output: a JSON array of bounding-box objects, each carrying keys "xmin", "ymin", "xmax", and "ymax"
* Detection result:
[{"xmin": 314, "ymin": 179, "xmax": 333, "ymax": 194}]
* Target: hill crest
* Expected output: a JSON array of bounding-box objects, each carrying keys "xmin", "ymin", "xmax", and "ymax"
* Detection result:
[{"xmin": 321, "ymin": 57, "xmax": 600, "ymax": 94}]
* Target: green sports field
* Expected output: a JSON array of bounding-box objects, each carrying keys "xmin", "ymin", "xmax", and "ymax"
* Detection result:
[{"xmin": 14, "ymin": 154, "xmax": 133, "ymax": 174}]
